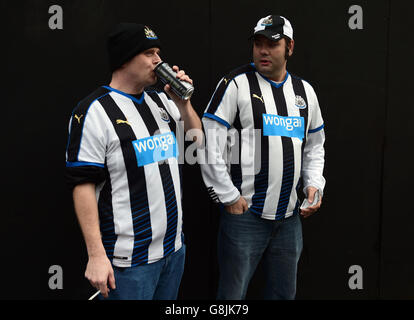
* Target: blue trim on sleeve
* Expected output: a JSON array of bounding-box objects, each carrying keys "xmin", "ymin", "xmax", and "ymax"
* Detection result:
[
  {"xmin": 202, "ymin": 113, "xmax": 231, "ymax": 129},
  {"xmin": 308, "ymin": 123, "xmax": 324, "ymax": 133},
  {"xmin": 66, "ymin": 161, "xmax": 105, "ymax": 168},
  {"xmin": 102, "ymin": 85, "xmax": 145, "ymax": 104}
]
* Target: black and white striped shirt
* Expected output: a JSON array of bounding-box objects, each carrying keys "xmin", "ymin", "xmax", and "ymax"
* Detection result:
[
  {"xmin": 201, "ymin": 63, "xmax": 325, "ymax": 220},
  {"xmin": 65, "ymin": 85, "xmax": 183, "ymax": 267}
]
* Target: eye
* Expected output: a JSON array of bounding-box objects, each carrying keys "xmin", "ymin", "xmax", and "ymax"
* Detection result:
[
  {"xmin": 144, "ymin": 49, "xmax": 158, "ymax": 57},
  {"xmin": 254, "ymin": 41, "xmax": 262, "ymax": 47},
  {"xmin": 268, "ymin": 40, "xmax": 279, "ymax": 47}
]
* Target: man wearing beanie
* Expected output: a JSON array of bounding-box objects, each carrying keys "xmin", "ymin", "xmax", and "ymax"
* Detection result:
[
  {"xmin": 65, "ymin": 22, "xmax": 201, "ymax": 300},
  {"xmin": 200, "ymin": 15, "xmax": 326, "ymax": 299}
]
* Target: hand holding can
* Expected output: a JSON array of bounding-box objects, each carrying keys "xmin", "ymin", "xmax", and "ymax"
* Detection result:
[{"xmin": 154, "ymin": 62, "xmax": 194, "ymax": 100}]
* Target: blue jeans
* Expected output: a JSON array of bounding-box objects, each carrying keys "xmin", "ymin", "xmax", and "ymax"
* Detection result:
[
  {"xmin": 217, "ymin": 210, "xmax": 303, "ymax": 300},
  {"xmin": 102, "ymin": 244, "xmax": 185, "ymax": 300}
]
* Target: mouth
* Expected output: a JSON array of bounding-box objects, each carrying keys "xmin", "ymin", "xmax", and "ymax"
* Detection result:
[{"xmin": 259, "ymin": 59, "xmax": 271, "ymax": 66}]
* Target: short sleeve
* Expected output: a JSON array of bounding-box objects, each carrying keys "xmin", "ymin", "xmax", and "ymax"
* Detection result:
[
  {"xmin": 65, "ymin": 101, "xmax": 107, "ymax": 189},
  {"xmin": 66, "ymin": 101, "xmax": 107, "ymax": 166},
  {"xmin": 304, "ymin": 83, "xmax": 325, "ymax": 133},
  {"xmin": 202, "ymin": 77, "xmax": 238, "ymax": 129}
]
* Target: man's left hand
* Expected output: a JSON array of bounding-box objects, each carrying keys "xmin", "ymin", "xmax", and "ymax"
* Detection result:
[{"xmin": 300, "ymin": 186, "xmax": 322, "ymax": 218}]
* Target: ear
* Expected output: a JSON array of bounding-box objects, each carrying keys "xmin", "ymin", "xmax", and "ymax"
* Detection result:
[{"xmin": 288, "ymin": 39, "xmax": 295, "ymax": 56}]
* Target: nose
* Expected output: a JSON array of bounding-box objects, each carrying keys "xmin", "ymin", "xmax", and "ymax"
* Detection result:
[
  {"xmin": 154, "ymin": 52, "xmax": 161, "ymax": 64},
  {"xmin": 259, "ymin": 45, "xmax": 269, "ymax": 56}
]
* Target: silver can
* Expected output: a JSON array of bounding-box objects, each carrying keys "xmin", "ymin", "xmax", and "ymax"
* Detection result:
[{"xmin": 154, "ymin": 61, "xmax": 194, "ymax": 100}]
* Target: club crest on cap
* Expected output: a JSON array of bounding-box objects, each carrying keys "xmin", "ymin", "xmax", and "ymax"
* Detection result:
[
  {"xmin": 144, "ymin": 26, "xmax": 158, "ymax": 39},
  {"xmin": 295, "ymin": 95, "xmax": 307, "ymax": 109},
  {"xmin": 261, "ymin": 16, "xmax": 273, "ymax": 26}
]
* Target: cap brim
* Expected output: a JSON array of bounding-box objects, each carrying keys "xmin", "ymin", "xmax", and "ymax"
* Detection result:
[
  {"xmin": 249, "ymin": 30, "xmax": 292, "ymax": 42},
  {"xmin": 252, "ymin": 30, "xmax": 285, "ymax": 42}
]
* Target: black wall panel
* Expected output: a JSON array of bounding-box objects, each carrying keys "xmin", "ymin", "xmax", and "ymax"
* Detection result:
[
  {"xmin": 380, "ymin": 0, "xmax": 414, "ymax": 299},
  {"xmin": 1, "ymin": 0, "xmax": 413, "ymax": 300}
]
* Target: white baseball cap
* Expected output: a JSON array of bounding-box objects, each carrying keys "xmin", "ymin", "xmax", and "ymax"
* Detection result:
[{"xmin": 252, "ymin": 15, "xmax": 293, "ymax": 41}]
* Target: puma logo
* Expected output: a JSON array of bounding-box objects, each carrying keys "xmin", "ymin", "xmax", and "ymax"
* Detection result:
[
  {"xmin": 252, "ymin": 94, "xmax": 264, "ymax": 104},
  {"xmin": 116, "ymin": 119, "xmax": 130, "ymax": 126},
  {"xmin": 74, "ymin": 114, "xmax": 83, "ymax": 124}
]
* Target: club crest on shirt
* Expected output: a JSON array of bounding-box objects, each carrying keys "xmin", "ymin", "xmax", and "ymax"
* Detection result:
[
  {"xmin": 159, "ymin": 107, "xmax": 170, "ymax": 122},
  {"xmin": 295, "ymin": 95, "xmax": 307, "ymax": 109}
]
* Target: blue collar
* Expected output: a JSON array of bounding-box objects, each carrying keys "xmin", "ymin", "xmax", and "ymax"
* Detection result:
[
  {"xmin": 102, "ymin": 85, "xmax": 145, "ymax": 104},
  {"xmin": 250, "ymin": 62, "xmax": 290, "ymax": 88}
]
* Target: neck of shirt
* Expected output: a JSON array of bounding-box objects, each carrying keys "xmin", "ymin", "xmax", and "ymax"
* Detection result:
[{"xmin": 129, "ymin": 92, "xmax": 144, "ymax": 100}]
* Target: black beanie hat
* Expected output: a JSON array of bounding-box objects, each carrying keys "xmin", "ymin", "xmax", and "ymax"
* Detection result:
[{"xmin": 107, "ymin": 23, "xmax": 162, "ymax": 72}]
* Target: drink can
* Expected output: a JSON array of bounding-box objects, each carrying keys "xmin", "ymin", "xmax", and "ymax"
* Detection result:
[{"xmin": 154, "ymin": 62, "xmax": 194, "ymax": 100}]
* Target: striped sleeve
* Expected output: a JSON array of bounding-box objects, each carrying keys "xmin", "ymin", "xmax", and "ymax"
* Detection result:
[
  {"xmin": 301, "ymin": 82, "xmax": 326, "ymax": 195},
  {"xmin": 65, "ymin": 88, "xmax": 110, "ymax": 188},
  {"xmin": 66, "ymin": 101, "xmax": 107, "ymax": 167},
  {"xmin": 304, "ymin": 82, "xmax": 324, "ymax": 133},
  {"xmin": 203, "ymin": 77, "xmax": 238, "ymax": 129},
  {"xmin": 203, "ymin": 64, "xmax": 256, "ymax": 128}
]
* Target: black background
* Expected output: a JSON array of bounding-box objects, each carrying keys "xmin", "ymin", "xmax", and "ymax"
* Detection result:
[{"xmin": 1, "ymin": 0, "xmax": 413, "ymax": 300}]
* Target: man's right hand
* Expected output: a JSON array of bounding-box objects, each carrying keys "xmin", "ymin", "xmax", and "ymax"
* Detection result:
[
  {"xmin": 225, "ymin": 196, "xmax": 248, "ymax": 215},
  {"xmin": 85, "ymin": 255, "xmax": 116, "ymax": 299}
]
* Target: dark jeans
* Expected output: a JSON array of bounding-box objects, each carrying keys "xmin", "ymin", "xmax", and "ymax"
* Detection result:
[
  {"xmin": 103, "ymin": 244, "xmax": 185, "ymax": 300},
  {"xmin": 217, "ymin": 209, "xmax": 303, "ymax": 300}
]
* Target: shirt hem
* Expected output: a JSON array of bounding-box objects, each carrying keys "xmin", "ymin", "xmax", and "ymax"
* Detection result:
[
  {"xmin": 249, "ymin": 208, "xmax": 295, "ymax": 221},
  {"xmin": 111, "ymin": 243, "xmax": 183, "ymax": 268}
]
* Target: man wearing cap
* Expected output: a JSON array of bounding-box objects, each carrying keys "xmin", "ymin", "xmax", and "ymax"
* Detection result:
[
  {"xmin": 200, "ymin": 15, "xmax": 326, "ymax": 299},
  {"xmin": 65, "ymin": 23, "xmax": 201, "ymax": 299}
]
